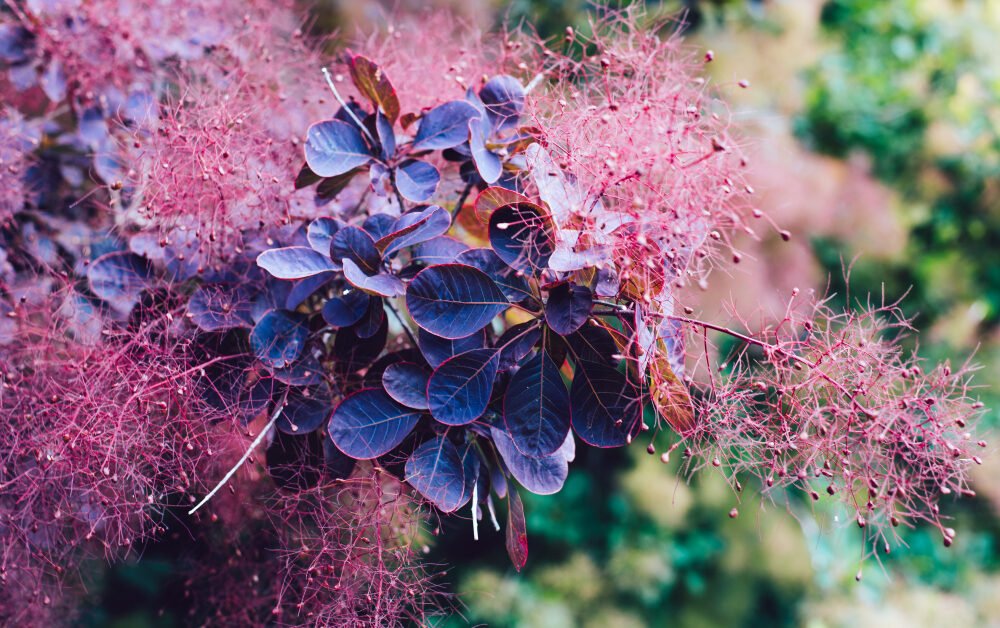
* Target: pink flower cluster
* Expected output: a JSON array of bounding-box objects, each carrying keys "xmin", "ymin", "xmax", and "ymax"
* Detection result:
[{"xmin": 680, "ymin": 291, "xmax": 985, "ymax": 553}]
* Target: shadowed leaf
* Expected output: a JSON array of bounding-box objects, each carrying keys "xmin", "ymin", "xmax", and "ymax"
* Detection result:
[
  {"xmin": 405, "ymin": 436, "xmax": 467, "ymax": 512},
  {"xmin": 406, "ymin": 263, "xmax": 508, "ymax": 339},
  {"xmin": 328, "ymin": 388, "xmax": 421, "ymax": 459},
  {"xmin": 427, "ymin": 348, "xmax": 500, "ymax": 425},
  {"xmin": 504, "ymin": 350, "xmax": 570, "ymax": 457},
  {"xmin": 251, "ymin": 310, "xmax": 309, "ymax": 369}
]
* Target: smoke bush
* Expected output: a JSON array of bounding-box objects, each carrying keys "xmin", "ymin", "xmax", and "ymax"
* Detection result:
[
  {"xmin": 0, "ymin": 0, "xmax": 989, "ymax": 623},
  {"xmin": 679, "ymin": 292, "xmax": 984, "ymax": 554}
]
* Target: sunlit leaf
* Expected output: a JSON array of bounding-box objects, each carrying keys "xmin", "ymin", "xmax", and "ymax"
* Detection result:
[
  {"xmin": 257, "ymin": 246, "xmax": 338, "ymax": 279},
  {"xmin": 349, "ymin": 54, "xmax": 400, "ymax": 123},
  {"xmin": 304, "ymin": 119, "xmax": 372, "ymax": 177},
  {"xmin": 412, "ymin": 100, "xmax": 479, "ymax": 150},
  {"xmin": 396, "ymin": 159, "xmax": 440, "ymax": 202}
]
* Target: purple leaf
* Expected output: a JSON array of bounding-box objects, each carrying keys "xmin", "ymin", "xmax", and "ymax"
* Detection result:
[
  {"xmin": 504, "ymin": 350, "xmax": 570, "ymax": 457},
  {"xmin": 479, "ymin": 75, "xmax": 525, "ymax": 132},
  {"xmin": 342, "ymin": 257, "xmax": 405, "ymax": 297},
  {"xmin": 492, "ymin": 427, "xmax": 573, "ymax": 496},
  {"xmin": 188, "ymin": 284, "xmax": 253, "ymax": 331},
  {"xmin": 469, "ymin": 118, "xmax": 502, "ymax": 184},
  {"xmin": 304, "ymin": 119, "xmax": 373, "ymax": 177},
  {"xmin": 377, "ymin": 205, "xmax": 452, "ymax": 256},
  {"xmin": 417, "ymin": 328, "xmax": 487, "ymax": 369},
  {"xmin": 331, "ymin": 226, "xmax": 380, "ymax": 275},
  {"xmin": 456, "ymin": 248, "xmax": 532, "ymax": 303},
  {"xmin": 87, "ymin": 251, "xmax": 152, "ymax": 315},
  {"xmin": 395, "ymin": 159, "xmax": 440, "ymax": 202},
  {"xmin": 306, "ymin": 217, "xmax": 344, "ymax": 254},
  {"xmin": 406, "ymin": 264, "xmax": 508, "ymax": 339},
  {"xmin": 488, "ymin": 202, "xmax": 556, "ymax": 273},
  {"xmin": 257, "ymin": 246, "xmax": 338, "ymax": 279},
  {"xmin": 412, "ymin": 100, "xmax": 479, "ymax": 150},
  {"xmin": 570, "ymin": 359, "xmax": 641, "ymax": 447},
  {"xmin": 322, "ymin": 289, "xmax": 371, "ymax": 328},
  {"xmin": 250, "ymin": 310, "xmax": 309, "ymax": 369},
  {"xmin": 405, "ymin": 436, "xmax": 468, "ymax": 512},
  {"xmin": 545, "ymin": 282, "xmax": 593, "ymax": 335},
  {"xmin": 328, "ymin": 388, "xmax": 421, "ymax": 459},
  {"xmin": 382, "ymin": 362, "xmax": 431, "ymax": 410},
  {"xmin": 427, "ymin": 348, "xmax": 500, "ymax": 425}
]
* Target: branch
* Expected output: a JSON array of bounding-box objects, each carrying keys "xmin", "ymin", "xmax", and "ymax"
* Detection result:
[
  {"xmin": 188, "ymin": 388, "xmax": 289, "ymax": 515},
  {"xmin": 668, "ymin": 314, "xmax": 875, "ymax": 417}
]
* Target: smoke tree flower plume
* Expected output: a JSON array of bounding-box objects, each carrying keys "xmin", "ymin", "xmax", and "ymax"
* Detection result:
[{"xmin": 0, "ymin": 1, "xmax": 989, "ymax": 622}]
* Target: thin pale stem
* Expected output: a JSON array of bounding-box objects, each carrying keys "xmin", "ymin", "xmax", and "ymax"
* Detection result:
[
  {"xmin": 188, "ymin": 389, "xmax": 289, "ymax": 515},
  {"xmin": 321, "ymin": 67, "xmax": 376, "ymax": 144}
]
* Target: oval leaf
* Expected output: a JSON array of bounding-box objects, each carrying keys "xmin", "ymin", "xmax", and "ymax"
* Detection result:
[
  {"xmin": 456, "ymin": 248, "xmax": 532, "ymax": 303},
  {"xmin": 410, "ymin": 236, "xmax": 469, "ymax": 265},
  {"xmin": 488, "ymin": 202, "xmax": 556, "ymax": 273},
  {"xmin": 427, "ymin": 348, "xmax": 500, "ymax": 425},
  {"xmin": 418, "ymin": 329, "xmax": 487, "ymax": 368},
  {"xmin": 188, "ymin": 285, "xmax": 253, "ymax": 331},
  {"xmin": 349, "ymin": 55, "xmax": 400, "ymax": 123},
  {"xmin": 363, "ymin": 213, "xmax": 397, "ymax": 240},
  {"xmin": 257, "ymin": 246, "xmax": 338, "ymax": 279},
  {"xmin": 406, "ymin": 264, "xmax": 508, "ymax": 339},
  {"xmin": 382, "ymin": 362, "xmax": 431, "ymax": 410},
  {"xmin": 545, "ymin": 282, "xmax": 593, "ymax": 335},
  {"xmin": 405, "ymin": 436, "xmax": 467, "ymax": 512},
  {"xmin": 322, "ymin": 289, "xmax": 371, "ymax": 328},
  {"xmin": 474, "ymin": 186, "xmax": 531, "ymax": 220},
  {"xmin": 377, "ymin": 205, "xmax": 452, "ymax": 256},
  {"xmin": 307, "ymin": 217, "xmax": 343, "ymax": 254},
  {"xmin": 375, "ymin": 110, "xmax": 396, "ymax": 159},
  {"xmin": 250, "ymin": 310, "xmax": 309, "ymax": 369},
  {"xmin": 87, "ymin": 252, "xmax": 151, "ymax": 313},
  {"xmin": 355, "ymin": 296, "xmax": 386, "ymax": 339},
  {"xmin": 469, "ymin": 118, "xmax": 502, "ymax": 184},
  {"xmin": 396, "ymin": 159, "xmax": 440, "ymax": 202},
  {"xmin": 570, "ymin": 360, "xmax": 640, "ymax": 447},
  {"xmin": 328, "ymin": 388, "xmax": 421, "ymax": 459},
  {"xmin": 277, "ymin": 390, "xmax": 333, "ymax": 435},
  {"xmin": 504, "ymin": 351, "xmax": 570, "ymax": 457},
  {"xmin": 331, "ymin": 226, "xmax": 380, "ymax": 275},
  {"xmin": 491, "ymin": 427, "xmax": 571, "ymax": 496},
  {"xmin": 285, "ymin": 272, "xmax": 335, "ymax": 310},
  {"xmin": 497, "ymin": 321, "xmax": 543, "ymax": 370},
  {"xmin": 412, "ymin": 100, "xmax": 479, "ymax": 150},
  {"xmin": 342, "ymin": 258, "xmax": 405, "ymax": 297},
  {"xmin": 479, "ymin": 75, "xmax": 525, "ymax": 132},
  {"xmin": 304, "ymin": 119, "xmax": 372, "ymax": 177}
]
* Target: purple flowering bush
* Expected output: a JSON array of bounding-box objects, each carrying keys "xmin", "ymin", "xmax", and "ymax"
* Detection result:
[{"xmin": 0, "ymin": 2, "xmax": 987, "ymax": 624}]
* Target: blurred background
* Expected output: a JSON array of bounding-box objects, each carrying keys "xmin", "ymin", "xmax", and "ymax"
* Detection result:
[{"xmin": 86, "ymin": 0, "xmax": 1000, "ymax": 625}]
